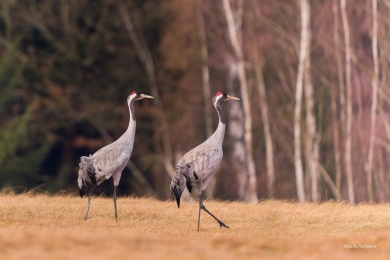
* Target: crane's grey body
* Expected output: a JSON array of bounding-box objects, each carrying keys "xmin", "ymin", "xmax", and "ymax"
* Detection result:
[
  {"xmin": 176, "ymin": 121, "xmax": 224, "ymax": 192},
  {"xmin": 170, "ymin": 92, "xmax": 239, "ymax": 231},
  {"xmin": 78, "ymin": 91, "xmax": 153, "ymax": 221},
  {"xmin": 88, "ymin": 127, "xmax": 135, "ymax": 186}
]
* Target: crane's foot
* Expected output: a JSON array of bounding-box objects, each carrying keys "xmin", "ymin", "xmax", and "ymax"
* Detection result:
[{"xmin": 218, "ymin": 221, "xmax": 229, "ymax": 229}]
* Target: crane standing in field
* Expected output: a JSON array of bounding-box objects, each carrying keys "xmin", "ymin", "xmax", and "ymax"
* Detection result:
[
  {"xmin": 78, "ymin": 91, "xmax": 153, "ymax": 221},
  {"xmin": 170, "ymin": 92, "xmax": 240, "ymax": 231}
]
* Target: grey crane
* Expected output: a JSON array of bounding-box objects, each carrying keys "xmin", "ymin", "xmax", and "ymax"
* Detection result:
[
  {"xmin": 170, "ymin": 91, "xmax": 240, "ymax": 231},
  {"xmin": 78, "ymin": 91, "xmax": 153, "ymax": 221}
]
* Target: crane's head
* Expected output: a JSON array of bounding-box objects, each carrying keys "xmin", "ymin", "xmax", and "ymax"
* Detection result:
[
  {"xmin": 212, "ymin": 92, "xmax": 240, "ymax": 106},
  {"xmin": 127, "ymin": 91, "xmax": 154, "ymax": 105}
]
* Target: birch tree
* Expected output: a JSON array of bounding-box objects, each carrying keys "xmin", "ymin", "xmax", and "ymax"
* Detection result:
[
  {"xmin": 366, "ymin": 0, "xmax": 379, "ymax": 202},
  {"xmin": 197, "ymin": 0, "xmax": 213, "ymax": 138},
  {"xmin": 224, "ymin": 0, "xmax": 247, "ymax": 201},
  {"xmin": 222, "ymin": 0, "xmax": 258, "ymax": 202},
  {"xmin": 227, "ymin": 60, "xmax": 247, "ymax": 200},
  {"xmin": 299, "ymin": 1, "xmax": 320, "ymax": 202},
  {"xmin": 304, "ymin": 46, "xmax": 320, "ymax": 202},
  {"xmin": 255, "ymin": 64, "xmax": 275, "ymax": 198},
  {"xmin": 340, "ymin": 0, "xmax": 355, "ymax": 204},
  {"xmin": 332, "ymin": 0, "xmax": 343, "ymax": 193},
  {"xmin": 294, "ymin": 0, "xmax": 310, "ymax": 203}
]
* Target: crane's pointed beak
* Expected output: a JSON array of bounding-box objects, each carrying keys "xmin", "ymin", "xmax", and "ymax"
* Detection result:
[
  {"xmin": 226, "ymin": 95, "xmax": 240, "ymax": 101},
  {"xmin": 140, "ymin": 94, "xmax": 154, "ymax": 99}
]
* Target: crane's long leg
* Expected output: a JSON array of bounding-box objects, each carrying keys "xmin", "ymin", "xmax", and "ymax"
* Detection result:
[
  {"xmin": 197, "ymin": 190, "xmax": 203, "ymax": 231},
  {"xmin": 113, "ymin": 185, "xmax": 118, "ymax": 221},
  {"xmin": 84, "ymin": 185, "xmax": 96, "ymax": 221},
  {"xmin": 200, "ymin": 203, "xmax": 229, "ymax": 229},
  {"xmin": 197, "ymin": 184, "xmax": 229, "ymax": 231}
]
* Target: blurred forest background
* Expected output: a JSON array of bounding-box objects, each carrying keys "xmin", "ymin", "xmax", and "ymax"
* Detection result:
[{"xmin": 1, "ymin": 0, "xmax": 389, "ymax": 203}]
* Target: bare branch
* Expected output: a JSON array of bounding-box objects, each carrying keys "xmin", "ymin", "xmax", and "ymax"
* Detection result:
[{"xmin": 318, "ymin": 164, "xmax": 342, "ymax": 200}]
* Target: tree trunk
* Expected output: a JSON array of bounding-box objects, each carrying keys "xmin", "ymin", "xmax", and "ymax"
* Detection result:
[
  {"xmin": 293, "ymin": 0, "xmax": 310, "ymax": 203},
  {"xmin": 365, "ymin": 0, "xmax": 379, "ymax": 202},
  {"xmin": 255, "ymin": 64, "xmax": 275, "ymax": 198},
  {"xmin": 304, "ymin": 51, "xmax": 320, "ymax": 202},
  {"xmin": 197, "ymin": 0, "xmax": 213, "ymax": 139},
  {"xmin": 331, "ymin": 0, "xmax": 343, "ymax": 194},
  {"xmin": 227, "ymin": 61, "xmax": 247, "ymax": 199},
  {"xmin": 377, "ymin": 150, "xmax": 387, "ymax": 202},
  {"xmin": 224, "ymin": 0, "xmax": 245, "ymax": 201},
  {"xmin": 222, "ymin": 0, "xmax": 258, "ymax": 202},
  {"xmin": 340, "ymin": 0, "xmax": 355, "ymax": 204},
  {"xmin": 301, "ymin": 7, "xmax": 320, "ymax": 202}
]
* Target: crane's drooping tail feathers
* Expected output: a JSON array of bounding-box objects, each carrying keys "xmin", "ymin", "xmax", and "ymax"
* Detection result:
[
  {"xmin": 170, "ymin": 164, "xmax": 192, "ymax": 208},
  {"xmin": 78, "ymin": 155, "xmax": 97, "ymax": 197}
]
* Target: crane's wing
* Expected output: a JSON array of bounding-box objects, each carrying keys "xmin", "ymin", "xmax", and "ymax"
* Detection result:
[
  {"xmin": 92, "ymin": 144, "xmax": 131, "ymax": 184},
  {"xmin": 177, "ymin": 144, "xmax": 223, "ymax": 186}
]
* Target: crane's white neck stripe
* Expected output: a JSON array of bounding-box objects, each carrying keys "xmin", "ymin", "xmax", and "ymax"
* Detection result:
[
  {"xmin": 213, "ymin": 94, "xmax": 223, "ymax": 107},
  {"xmin": 214, "ymin": 95, "xmax": 226, "ymax": 124},
  {"xmin": 127, "ymin": 94, "xmax": 137, "ymax": 121},
  {"xmin": 127, "ymin": 94, "xmax": 137, "ymax": 107}
]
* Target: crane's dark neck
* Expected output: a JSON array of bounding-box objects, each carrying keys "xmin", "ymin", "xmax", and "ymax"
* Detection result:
[
  {"xmin": 215, "ymin": 102, "xmax": 225, "ymax": 124},
  {"xmin": 210, "ymin": 101, "xmax": 226, "ymax": 144}
]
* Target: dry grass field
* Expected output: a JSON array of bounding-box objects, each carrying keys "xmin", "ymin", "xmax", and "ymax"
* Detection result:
[{"xmin": 1, "ymin": 193, "xmax": 390, "ymax": 259}]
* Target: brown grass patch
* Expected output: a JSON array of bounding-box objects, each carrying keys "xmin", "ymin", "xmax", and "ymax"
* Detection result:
[{"xmin": 1, "ymin": 194, "xmax": 390, "ymax": 259}]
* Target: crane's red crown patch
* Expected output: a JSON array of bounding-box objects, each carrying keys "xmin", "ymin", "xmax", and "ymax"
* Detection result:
[{"xmin": 215, "ymin": 92, "xmax": 223, "ymax": 97}]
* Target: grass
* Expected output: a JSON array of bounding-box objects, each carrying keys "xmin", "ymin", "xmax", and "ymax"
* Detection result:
[{"xmin": 1, "ymin": 193, "xmax": 390, "ymax": 259}]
